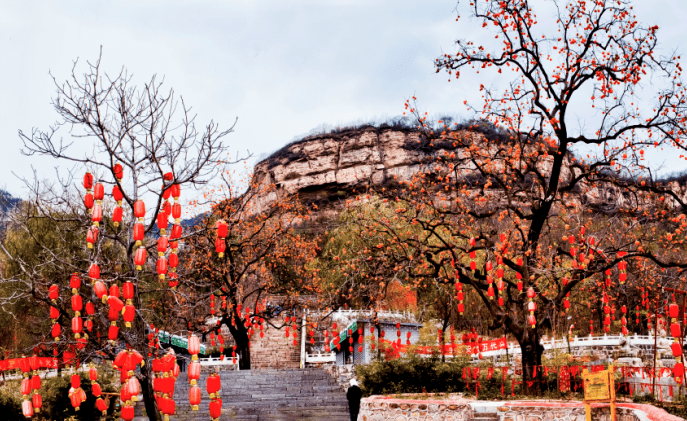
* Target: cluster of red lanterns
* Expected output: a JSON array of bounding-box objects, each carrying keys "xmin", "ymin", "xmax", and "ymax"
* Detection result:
[
  {"xmin": 602, "ymin": 292, "xmax": 612, "ymax": 333},
  {"xmin": 461, "ymin": 329, "xmax": 482, "ymax": 359},
  {"xmin": 152, "ymin": 351, "xmax": 179, "ymax": 421},
  {"xmin": 216, "ymin": 220, "xmax": 228, "ymax": 258},
  {"xmin": 112, "ymin": 163, "xmax": 124, "ymax": 227},
  {"xmin": 369, "ymin": 326, "xmax": 376, "ymax": 351},
  {"xmin": 68, "ymin": 374, "xmax": 87, "ymax": 412},
  {"xmin": 166, "ymin": 179, "xmax": 183, "ymax": 289},
  {"xmin": 188, "ymin": 335, "xmax": 202, "ymax": 411},
  {"xmin": 527, "ymin": 287, "xmax": 537, "ymax": 328},
  {"xmin": 207, "ymin": 373, "xmax": 223, "ymax": 420},
  {"xmin": 113, "ymin": 349, "xmax": 144, "ymax": 420},
  {"xmin": 455, "ymin": 282, "xmax": 464, "ymax": 315},
  {"xmin": 620, "ymin": 305, "xmax": 628, "ymax": 335},
  {"xmin": 49, "ymin": 285, "xmax": 61, "ymax": 342},
  {"xmin": 332, "ymin": 322, "xmax": 340, "ymax": 351},
  {"xmin": 668, "ymin": 302, "xmax": 685, "ymax": 384},
  {"xmin": 89, "ymin": 364, "xmax": 108, "ymax": 416},
  {"xmin": 19, "ymin": 357, "xmax": 42, "ymax": 417}
]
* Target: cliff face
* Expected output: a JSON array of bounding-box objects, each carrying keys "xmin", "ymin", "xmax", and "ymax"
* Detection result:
[
  {"xmin": 250, "ymin": 127, "xmax": 429, "ymax": 214},
  {"xmin": 249, "ymin": 126, "xmax": 687, "ymax": 216}
]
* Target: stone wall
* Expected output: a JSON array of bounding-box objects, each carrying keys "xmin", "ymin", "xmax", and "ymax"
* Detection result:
[
  {"xmin": 358, "ymin": 398, "xmax": 473, "ymax": 421},
  {"xmin": 496, "ymin": 404, "xmax": 640, "ymax": 421},
  {"xmin": 357, "ymin": 398, "xmax": 678, "ymax": 421},
  {"xmin": 250, "ymin": 316, "xmax": 301, "ymax": 369},
  {"xmin": 321, "ymin": 364, "xmax": 357, "ymax": 390}
]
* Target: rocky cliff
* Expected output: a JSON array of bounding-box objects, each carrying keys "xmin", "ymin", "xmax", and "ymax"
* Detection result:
[{"xmin": 249, "ymin": 125, "xmax": 687, "ymax": 216}]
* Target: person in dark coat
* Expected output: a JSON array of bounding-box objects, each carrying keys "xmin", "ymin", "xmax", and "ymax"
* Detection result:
[{"xmin": 346, "ymin": 379, "xmax": 363, "ymax": 421}]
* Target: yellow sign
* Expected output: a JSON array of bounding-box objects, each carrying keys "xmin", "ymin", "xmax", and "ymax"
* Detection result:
[{"xmin": 581, "ymin": 365, "xmax": 616, "ymax": 421}]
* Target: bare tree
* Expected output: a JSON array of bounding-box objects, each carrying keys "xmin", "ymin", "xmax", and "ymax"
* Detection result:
[{"xmin": 1, "ymin": 51, "xmax": 242, "ymax": 420}]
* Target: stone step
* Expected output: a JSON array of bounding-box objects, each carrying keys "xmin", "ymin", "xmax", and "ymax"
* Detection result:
[{"xmin": 170, "ymin": 368, "xmax": 349, "ymax": 421}]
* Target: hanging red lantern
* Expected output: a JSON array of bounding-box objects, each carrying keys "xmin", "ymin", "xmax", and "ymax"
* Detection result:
[
  {"xmin": 50, "ymin": 306, "xmax": 59, "ymax": 320},
  {"xmin": 171, "ymin": 184, "xmax": 181, "ymax": 200},
  {"xmin": 114, "ymin": 162, "xmax": 124, "ymax": 181},
  {"xmin": 157, "ymin": 257, "xmax": 168, "ymax": 280},
  {"xmin": 51, "ymin": 323, "xmax": 61, "ymax": 341},
  {"xmin": 134, "ymin": 247, "xmax": 147, "ymax": 270},
  {"xmin": 188, "ymin": 361, "xmax": 200, "ymax": 385},
  {"xmin": 83, "ymin": 172, "xmax": 94, "ymax": 191},
  {"xmin": 84, "ymin": 193, "xmax": 94, "ymax": 212},
  {"xmin": 172, "ymin": 203, "xmax": 181, "ymax": 224},
  {"xmin": 49, "ymin": 284, "xmax": 59, "ymax": 302},
  {"xmin": 133, "ymin": 223, "xmax": 144, "ymax": 246},
  {"xmin": 206, "ymin": 373, "xmax": 221, "ymax": 398},
  {"xmin": 108, "ymin": 325, "xmax": 119, "ymax": 342},
  {"xmin": 91, "ymin": 203, "xmax": 103, "ymax": 226},
  {"xmin": 32, "ymin": 392, "xmax": 42, "ymax": 413},
  {"xmin": 170, "ymin": 224, "xmax": 183, "ymax": 241},
  {"xmin": 189, "ymin": 385, "xmax": 201, "ymax": 411},
  {"xmin": 209, "ymin": 398, "xmax": 222, "ymax": 420},
  {"xmin": 217, "ymin": 220, "xmax": 228, "ymax": 238},
  {"xmin": 93, "ymin": 183, "xmax": 104, "ymax": 203},
  {"xmin": 134, "ymin": 200, "xmax": 145, "ymax": 221},
  {"xmin": 88, "ymin": 263, "xmax": 100, "ymax": 283},
  {"xmin": 22, "ymin": 400, "xmax": 34, "ymax": 418},
  {"xmin": 121, "ymin": 406, "xmax": 135, "ymax": 421},
  {"xmin": 188, "ymin": 335, "xmax": 200, "ymax": 361},
  {"xmin": 71, "ymin": 316, "xmax": 83, "ymax": 338},
  {"xmin": 157, "ymin": 212, "xmax": 169, "ymax": 235},
  {"xmin": 86, "ymin": 226, "xmax": 98, "ymax": 248},
  {"xmin": 112, "ymin": 206, "xmax": 123, "ymax": 227},
  {"xmin": 112, "ymin": 185, "xmax": 124, "ymax": 204},
  {"xmin": 215, "ymin": 238, "xmax": 226, "ymax": 257},
  {"xmin": 123, "ymin": 305, "xmax": 135, "ymax": 328},
  {"xmin": 94, "ymin": 281, "xmax": 107, "ymax": 302},
  {"xmin": 123, "ymin": 282, "xmax": 134, "ymax": 301}
]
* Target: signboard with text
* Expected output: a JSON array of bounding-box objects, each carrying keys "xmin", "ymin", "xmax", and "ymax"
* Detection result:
[{"xmin": 581, "ymin": 364, "xmax": 616, "ymax": 421}]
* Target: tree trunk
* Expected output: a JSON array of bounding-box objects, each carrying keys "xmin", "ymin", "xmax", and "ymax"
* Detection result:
[
  {"xmin": 238, "ymin": 340, "xmax": 251, "ymax": 370},
  {"xmin": 518, "ymin": 334, "xmax": 544, "ymax": 396},
  {"xmin": 140, "ymin": 361, "xmax": 160, "ymax": 421}
]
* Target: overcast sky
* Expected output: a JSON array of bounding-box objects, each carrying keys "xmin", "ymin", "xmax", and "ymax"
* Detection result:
[{"xmin": 2, "ymin": 0, "xmax": 686, "ymax": 202}]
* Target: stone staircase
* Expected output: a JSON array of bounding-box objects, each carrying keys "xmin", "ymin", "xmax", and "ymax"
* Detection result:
[{"xmin": 173, "ymin": 368, "xmax": 350, "ymax": 420}]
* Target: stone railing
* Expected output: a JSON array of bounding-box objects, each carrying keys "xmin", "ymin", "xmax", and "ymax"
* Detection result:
[{"xmin": 198, "ymin": 356, "xmax": 239, "ymax": 372}]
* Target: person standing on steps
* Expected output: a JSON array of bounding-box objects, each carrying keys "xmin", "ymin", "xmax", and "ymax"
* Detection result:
[{"xmin": 347, "ymin": 379, "xmax": 362, "ymax": 421}]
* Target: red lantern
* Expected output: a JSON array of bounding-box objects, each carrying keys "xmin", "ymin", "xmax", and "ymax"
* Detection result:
[
  {"xmin": 22, "ymin": 400, "xmax": 34, "ymax": 418},
  {"xmin": 21, "ymin": 378, "xmax": 31, "ymax": 395},
  {"xmin": 32, "ymin": 392, "xmax": 42, "ymax": 412},
  {"xmin": 134, "ymin": 200, "xmax": 145, "ymax": 220},
  {"xmin": 215, "ymin": 238, "xmax": 226, "ymax": 257},
  {"xmin": 50, "ymin": 306, "xmax": 59, "ymax": 319},
  {"xmin": 670, "ymin": 304, "xmax": 680, "ymax": 319},
  {"xmin": 188, "ymin": 335, "xmax": 200, "ymax": 360},
  {"xmin": 123, "ymin": 282, "xmax": 134, "ymax": 301},
  {"xmin": 157, "ymin": 212, "xmax": 169, "ymax": 235},
  {"xmin": 188, "ymin": 361, "xmax": 201, "ymax": 385},
  {"xmin": 133, "ymin": 223, "xmax": 145, "ymax": 245},
  {"xmin": 170, "ymin": 224, "xmax": 183, "ymax": 240},
  {"xmin": 89, "ymin": 366, "xmax": 98, "ymax": 382},
  {"xmin": 95, "ymin": 397, "xmax": 107, "ymax": 413},
  {"xmin": 134, "ymin": 247, "xmax": 147, "ymax": 270},
  {"xmin": 528, "ymin": 314, "xmax": 536, "ymax": 328},
  {"xmin": 84, "ymin": 193, "xmax": 94, "ymax": 210},
  {"xmin": 672, "ymin": 342, "xmax": 682, "ymax": 357},
  {"xmin": 172, "ymin": 203, "xmax": 181, "ymax": 223},
  {"xmin": 114, "ymin": 162, "xmax": 124, "ymax": 181},
  {"xmin": 110, "ymin": 207, "xmax": 122, "ymax": 228},
  {"xmin": 71, "ymin": 294, "xmax": 82, "ymax": 313},
  {"xmin": 206, "ymin": 374, "xmax": 221, "ymax": 398},
  {"xmin": 171, "ymin": 184, "xmax": 181, "ymax": 200},
  {"xmin": 108, "ymin": 295, "xmax": 124, "ymax": 312},
  {"xmin": 49, "ymin": 284, "xmax": 59, "ymax": 301},
  {"xmin": 108, "ymin": 325, "xmax": 119, "ymax": 341},
  {"xmin": 210, "ymin": 398, "xmax": 222, "ymax": 419},
  {"xmin": 86, "ymin": 226, "xmax": 98, "ymax": 248},
  {"xmin": 71, "ymin": 317, "xmax": 83, "ymax": 337},
  {"xmin": 217, "ymin": 220, "xmax": 228, "ymax": 238},
  {"xmin": 88, "ymin": 263, "xmax": 100, "ymax": 282},
  {"xmin": 121, "ymin": 406, "xmax": 135, "ymax": 421},
  {"xmin": 51, "ymin": 323, "xmax": 61, "ymax": 341},
  {"xmin": 123, "ymin": 305, "xmax": 135, "ymax": 328},
  {"xmin": 169, "ymin": 252, "xmax": 179, "ymax": 268},
  {"xmin": 83, "ymin": 172, "xmax": 94, "ymax": 191},
  {"xmin": 112, "ymin": 185, "xmax": 124, "ymax": 203},
  {"xmin": 157, "ymin": 257, "xmax": 168, "ymax": 280},
  {"xmin": 91, "ymin": 203, "xmax": 103, "ymax": 226},
  {"xmin": 94, "ymin": 281, "xmax": 107, "ymax": 302},
  {"xmin": 93, "ymin": 183, "xmax": 104, "ymax": 203}
]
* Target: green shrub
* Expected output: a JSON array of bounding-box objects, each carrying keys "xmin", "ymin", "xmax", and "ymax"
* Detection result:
[{"xmin": 355, "ymin": 353, "xmax": 468, "ymax": 396}]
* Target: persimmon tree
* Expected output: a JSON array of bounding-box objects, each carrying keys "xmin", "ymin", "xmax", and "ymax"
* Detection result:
[
  {"xmin": 184, "ymin": 178, "xmax": 319, "ymax": 369},
  {"xmin": 335, "ymin": 0, "xmax": 687, "ymax": 395},
  {"xmin": 0, "ymin": 54, "xmax": 238, "ymax": 420}
]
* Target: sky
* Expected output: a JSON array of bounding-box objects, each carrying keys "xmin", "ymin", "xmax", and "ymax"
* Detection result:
[{"xmin": 2, "ymin": 0, "xmax": 687, "ymax": 202}]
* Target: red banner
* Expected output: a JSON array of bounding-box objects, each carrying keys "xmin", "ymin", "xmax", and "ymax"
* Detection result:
[{"xmin": 0, "ymin": 358, "xmax": 58, "ymax": 372}]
